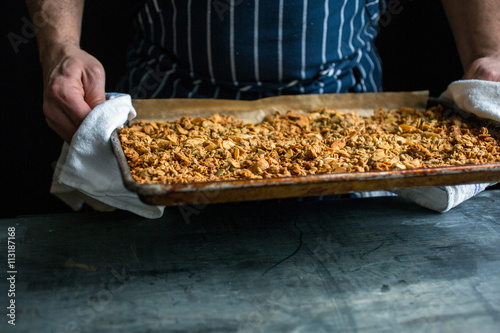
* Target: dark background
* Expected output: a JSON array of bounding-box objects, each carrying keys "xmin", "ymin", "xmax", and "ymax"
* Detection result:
[{"xmin": 2, "ymin": 0, "xmax": 464, "ymax": 218}]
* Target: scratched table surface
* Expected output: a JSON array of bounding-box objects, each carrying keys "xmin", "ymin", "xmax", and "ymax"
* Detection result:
[{"xmin": 1, "ymin": 190, "xmax": 500, "ymax": 333}]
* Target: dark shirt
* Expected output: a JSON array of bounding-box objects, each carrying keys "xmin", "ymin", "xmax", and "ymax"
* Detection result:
[{"xmin": 119, "ymin": 0, "xmax": 385, "ymax": 99}]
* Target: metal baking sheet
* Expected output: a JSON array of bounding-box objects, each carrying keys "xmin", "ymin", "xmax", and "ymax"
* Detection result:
[{"xmin": 110, "ymin": 93, "xmax": 500, "ymax": 206}]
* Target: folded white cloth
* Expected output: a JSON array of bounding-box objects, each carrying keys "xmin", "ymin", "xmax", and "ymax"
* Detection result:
[
  {"xmin": 395, "ymin": 79, "xmax": 500, "ymax": 212},
  {"xmin": 50, "ymin": 93, "xmax": 165, "ymax": 219},
  {"xmin": 394, "ymin": 183, "xmax": 492, "ymax": 212},
  {"xmin": 441, "ymin": 79, "xmax": 500, "ymax": 122}
]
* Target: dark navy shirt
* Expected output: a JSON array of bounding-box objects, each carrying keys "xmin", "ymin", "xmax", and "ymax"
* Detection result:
[{"xmin": 119, "ymin": 0, "xmax": 385, "ymax": 99}]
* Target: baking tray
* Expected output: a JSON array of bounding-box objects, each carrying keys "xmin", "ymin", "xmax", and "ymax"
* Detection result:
[{"xmin": 110, "ymin": 92, "xmax": 500, "ymax": 206}]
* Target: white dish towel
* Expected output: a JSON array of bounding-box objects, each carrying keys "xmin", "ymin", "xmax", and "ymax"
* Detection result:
[
  {"xmin": 395, "ymin": 79, "xmax": 500, "ymax": 212},
  {"xmin": 50, "ymin": 93, "xmax": 165, "ymax": 219}
]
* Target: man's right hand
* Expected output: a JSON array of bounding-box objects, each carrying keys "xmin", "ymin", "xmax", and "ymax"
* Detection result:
[
  {"xmin": 41, "ymin": 43, "xmax": 106, "ymax": 143},
  {"xmin": 25, "ymin": 0, "xmax": 105, "ymax": 143}
]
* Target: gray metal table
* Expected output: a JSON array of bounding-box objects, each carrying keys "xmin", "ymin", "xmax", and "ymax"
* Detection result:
[{"xmin": 1, "ymin": 191, "xmax": 500, "ymax": 332}]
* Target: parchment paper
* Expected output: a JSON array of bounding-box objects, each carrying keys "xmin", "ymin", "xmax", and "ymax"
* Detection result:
[{"xmin": 131, "ymin": 91, "xmax": 429, "ymax": 123}]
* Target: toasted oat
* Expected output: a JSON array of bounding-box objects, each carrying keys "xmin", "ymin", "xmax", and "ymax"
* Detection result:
[{"xmin": 118, "ymin": 106, "xmax": 500, "ymax": 184}]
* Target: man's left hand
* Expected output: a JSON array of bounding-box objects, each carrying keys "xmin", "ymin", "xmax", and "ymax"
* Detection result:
[{"xmin": 463, "ymin": 55, "xmax": 500, "ymax": 82}]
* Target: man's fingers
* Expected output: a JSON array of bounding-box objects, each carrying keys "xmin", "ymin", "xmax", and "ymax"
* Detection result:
[
  {"xmin": 46, "ymin": 75, "xmax": 92, "ymax": 128},
  {"xmin": 44, "ymin": 82, "xmax": 87, "ymax": 142},
  {"xmin": 464, "ymin": 68, "xmax": 500, "ymax": 81},
  {"xmin": 82, "ymin": 64, "xmax": 106, "ymax": 110},
  {"xmin": 464, "ymin": 56, "xmax": 500, "ymax": 82},
  {"xmin": 44, "ymin": 105, "xmax": 79, "ymax": 143}
]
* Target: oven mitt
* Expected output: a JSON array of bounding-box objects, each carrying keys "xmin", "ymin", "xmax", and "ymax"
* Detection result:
[
  {"xmin": 394, "ymin": 80, "xmax": 500, "ymax": 212},
  {"xmin": 50, "ymin": 93, "xmax": 165, "ymax": 219}
]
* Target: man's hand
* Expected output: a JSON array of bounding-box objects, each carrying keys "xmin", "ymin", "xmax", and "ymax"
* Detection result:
[
  {"xmin": 42, "ymin": 43, "xmax": 106, "ymax": 143},
  {"xmin": 26, "ymin": 0, "xmax": 107, "ymax": 143},
  {"xmin": 463, "ymin": 55, "xmax": 500, "ymax": 82},
  {"xmin": 441, "ymin": 0, "xmax": 500, "ymax": 83}
]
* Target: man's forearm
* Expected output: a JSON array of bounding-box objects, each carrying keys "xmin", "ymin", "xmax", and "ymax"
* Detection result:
[
  {"xmin": 441, "ymin": 0, "xmax": 500, "ymax": 74},
  {"xmin": 25, "ymin": 0, "xmax": 85, "ymax": 62}
]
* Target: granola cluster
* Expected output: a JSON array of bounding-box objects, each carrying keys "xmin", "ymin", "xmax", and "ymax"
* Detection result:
[{"xmin": 118, "ymin": 106, "xmax": 500, "ymax": 184}]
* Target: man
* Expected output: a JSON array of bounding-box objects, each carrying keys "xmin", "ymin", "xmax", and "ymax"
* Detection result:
[{"xmin": 26, "ymin": 0, "xmax": 500, "ymax": 143}]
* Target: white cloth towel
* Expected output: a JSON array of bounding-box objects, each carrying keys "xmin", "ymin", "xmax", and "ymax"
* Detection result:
[
  {"xmin": 394, "ymin": 183, "xmax": 492, "ymax": 212},
  {"xmin": 50, "ymin": 93, "xmax": 165, "ymax": 219},
  {"xmin": 441, "ymin": 79, "xmax": 500, "ymax": 122},
  {"xmin": 395, "ymin": 79, "xmax": 500, "ymax": 212}
]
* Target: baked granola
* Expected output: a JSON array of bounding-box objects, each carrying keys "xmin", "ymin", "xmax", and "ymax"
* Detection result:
[{"xmin": 118, "ymin": 105, "xmax": 500, "ymax": 184}]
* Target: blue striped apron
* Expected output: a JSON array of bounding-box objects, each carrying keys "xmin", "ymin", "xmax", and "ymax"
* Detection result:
[{"xmin": 118, "ymin": 0, "xmax": 385, "ymax": 100}]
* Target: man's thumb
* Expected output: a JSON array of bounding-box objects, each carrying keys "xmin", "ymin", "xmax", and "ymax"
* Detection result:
[
  {"xmin": 83, "ymin": 65, "xmax": 106, "ymax": 109},
  {"xmin": 86, "ymin": 91, "xmax": 106, "ymax": 110}
]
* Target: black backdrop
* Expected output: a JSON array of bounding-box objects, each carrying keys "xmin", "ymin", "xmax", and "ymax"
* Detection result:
[{"xmin": 2, "ymin": 0, "xmax": 464, "ymax": 218}]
